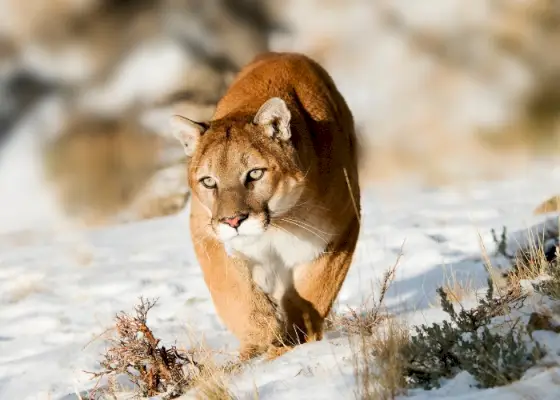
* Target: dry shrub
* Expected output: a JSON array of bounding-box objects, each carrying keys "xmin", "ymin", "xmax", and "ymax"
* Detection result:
[
  {"xmin": 90, "ymin": 298, "xmax": 200, "ymax": 399},
  {"xmin": 90, "ymin": 298, "xmax": 241, "ymax": 400},
  {"xmin": 405, "ymin": 283, "xmax": 543, "ymax": 390}
]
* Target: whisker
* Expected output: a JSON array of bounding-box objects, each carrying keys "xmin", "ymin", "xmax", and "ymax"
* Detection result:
[
  {"xmin": 281, "ymin": 217, "xmax": 335, "ymax": 235},
  {"xmin": 271, "ymin": 222, "xmax": 299, "ymax": 241},
  {"xmin": 190, "ymin": 225, "xmax": 217, "ymax": 262},
  {"xmin": 270, "ymin": 200, "xmax": 330, "ymax": 217},
  {"xmin": 302, "ymin": 167, "xmax": 311, "ymax": 180},
  {"xmin": 290, "ymin": 199, "xmax": 327, "ymax": 210},
  {"xmin": 278, "ymin": 219, "xmax": 329, "ymax": 244}
]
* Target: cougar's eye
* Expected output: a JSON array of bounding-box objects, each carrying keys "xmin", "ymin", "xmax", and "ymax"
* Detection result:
[
  {"xmin": 246, "ymin": 168, "xmax": 265, "ymax": 183},
  {"xmin": 200, "ymin": 176, "xmax": 217, "ymax": 189}
]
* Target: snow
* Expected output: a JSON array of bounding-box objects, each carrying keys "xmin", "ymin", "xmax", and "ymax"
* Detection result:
[
  {"xmin": 0, "ymin": 97, "xmax": 69, "ymax": 235},
  {"xmin": 0, "ymin": 160, "xmax": 559, "ymax": 399}
]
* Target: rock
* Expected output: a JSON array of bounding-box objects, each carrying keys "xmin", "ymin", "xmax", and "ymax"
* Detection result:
[
  {"xmin": 119, "ymin": 163, "xmax": 190, "ymax": 222},
  {"xmin": 527, "ymin": 312, "xmax": 560, "ymax": 336},
  {"xmin": 534, "ymin": 195, "xmax": 560, "ymax": 215}
]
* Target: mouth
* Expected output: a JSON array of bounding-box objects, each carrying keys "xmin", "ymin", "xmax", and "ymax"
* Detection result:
[{"xmin": 215, "ymin": 215, "xmax": 268, "ymax": 242}]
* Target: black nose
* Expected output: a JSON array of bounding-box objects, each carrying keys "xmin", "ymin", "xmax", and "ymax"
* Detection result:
[{"xmin": 221, "ymin": 213, "xmax": 249, "ymax": 228}]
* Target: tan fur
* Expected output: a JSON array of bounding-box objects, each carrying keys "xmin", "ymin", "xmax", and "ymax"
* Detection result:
[{"xmin": 173, "ymin": 52, "xmax": 361, "ymax": 360}]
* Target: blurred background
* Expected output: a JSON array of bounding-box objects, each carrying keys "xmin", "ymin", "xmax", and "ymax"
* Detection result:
[{"xmin": 0, "ymin": 0, "xmax": 558, "ymax": 235}]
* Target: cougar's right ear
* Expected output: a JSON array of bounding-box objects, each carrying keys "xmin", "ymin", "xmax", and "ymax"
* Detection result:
[
  {"xmin": 170, "ymin": 115, "xmax": 208, "ymax": 156},
  {"xmin": 253, "ymin": 97, "xmax": 291, "ymax": 141}
]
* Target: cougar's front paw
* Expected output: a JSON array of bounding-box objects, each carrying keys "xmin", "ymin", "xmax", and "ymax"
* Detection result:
[
  {"xmin": 265, "ymin": 344, "xmax": 294, "ymax": 360},
  {"xmin": 238, "ymin": 343, "xmax": 266, "ymax": 361}
]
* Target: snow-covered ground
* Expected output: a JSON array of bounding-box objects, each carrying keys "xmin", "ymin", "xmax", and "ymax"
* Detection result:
[{"xmin": 1, "ymin": 162, "xmax": 559, "ymax": 400}]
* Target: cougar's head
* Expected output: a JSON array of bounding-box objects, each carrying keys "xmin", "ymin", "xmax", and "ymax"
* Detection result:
[{"xmin": 171, "ymin": 97, "xmax": 306, "ymax": 244}]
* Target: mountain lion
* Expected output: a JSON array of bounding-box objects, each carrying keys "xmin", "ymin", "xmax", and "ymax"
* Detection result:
[{"xmin": 171, "ymin": 52, "xmax": 361, "ymax": 360}]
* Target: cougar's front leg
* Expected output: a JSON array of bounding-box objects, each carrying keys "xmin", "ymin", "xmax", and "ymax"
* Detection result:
[
  {"xmin": 291, "ymin": 218, "xmax": 360, "ymax": 341},
  {"xmin": 195, "ymin": 241, "xmax": 283, "ymax": 360}
]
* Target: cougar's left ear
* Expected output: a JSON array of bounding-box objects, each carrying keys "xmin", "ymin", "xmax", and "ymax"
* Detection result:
[
  {"xmin": 253, "ymin": 97, "xmax": 291, "ymax": 141},
  {"xmin": 170, "ymin": 115, "xmax": 208, "ymax": 156}
]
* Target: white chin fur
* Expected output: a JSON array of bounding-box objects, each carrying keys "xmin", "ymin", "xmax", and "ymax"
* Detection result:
[
  {"xmin": 217, "ymin": 224, "xmax": 238, "ymax": 242},
  {"xmin": 217, "ymin": 217, "xmax": 265, "ymax": 243}
]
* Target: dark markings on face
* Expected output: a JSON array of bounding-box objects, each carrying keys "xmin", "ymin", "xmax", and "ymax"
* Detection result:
[
  {"xmin": 195, "ymin": 132, "xmax": 223, "ymax": 173},
  {"xmin": 240, "ymin": 153, "xmax": 249, "ymax": 168},
  {"xmin": 244, "ymin": 126, "xmax": 270, "ymax": 165},
  {"xmin": 263, "ymin": 203, "xmax": 271, "ymax": 225},
  {"xmin": 218, "ymin": 129, "xmax": 231, "ymax": 171}
]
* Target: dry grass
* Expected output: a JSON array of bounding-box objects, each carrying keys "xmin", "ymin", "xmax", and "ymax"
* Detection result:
[
  {"xmin": 506, "ymin": 247, "xmax": 551, "ymax": 285},
  {"xmin": 183, "ymin": 336, "xmax": 242, "ymax": 400},
  {"xmin": 351, "ymin": 317, "xmax": 410, "ymax": 400},
  {"xmin": 441, "ymin": 270, "xmax": 475, "ymax": 304},
  {"xmin": 335, "ymin": 250, "xmax": 401, "ymax": 336},
  {"xmin": 192, "ymin": 357, "xmax": 239, "ymax": 400},
  {"xmin": 340, "ymin": 251, "xmax": 410, "ymax": 399},
  {"xmin": 500, "ymin": 226, "xmax": 558, "ymax": 288},
  {"xmin": 324, "ymin": 304, "xmax": 340, "ymax": 332},
  {"xmin": 487, "ymin": 220, "xmax": 559, "ymax": 313}
]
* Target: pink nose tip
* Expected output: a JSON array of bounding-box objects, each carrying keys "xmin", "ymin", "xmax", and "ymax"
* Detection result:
[{"xmin": 222, "ymin": 213, "xmax": 248, "ymax": 228}]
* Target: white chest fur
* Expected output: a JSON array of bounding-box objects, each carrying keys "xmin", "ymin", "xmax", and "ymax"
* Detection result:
[{"xmin": 226, "ymin": 225, "xmax": 327, "ymax": 302}]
